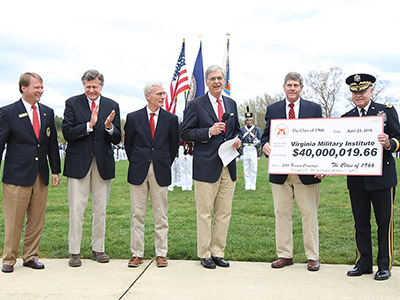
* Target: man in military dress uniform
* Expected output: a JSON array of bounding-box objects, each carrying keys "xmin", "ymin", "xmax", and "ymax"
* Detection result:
[
  {"xmin": 240, "ymin": 107, "xmax": 261, "ymax": 190},
  {"xmin": 342, "ymin": 73, "xmax": 400, "ymax": 281}
]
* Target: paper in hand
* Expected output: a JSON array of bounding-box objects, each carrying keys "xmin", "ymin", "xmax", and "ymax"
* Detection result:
[{"xmin": 218, "ymin": 135, "xmax": 240, "ymax": 167}]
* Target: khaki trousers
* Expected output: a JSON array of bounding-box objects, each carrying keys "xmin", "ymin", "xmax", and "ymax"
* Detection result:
[
  {"xmin": 130, "ymin": 163, "xmax": 168, "ymax": 257},
  {"xmin": 68, "ymin": 157, "xmax": 111, "ymax": 254},
  {"xmin": 2, "ymin": 173, "xmax": 48, "ymax": 265},
  {"xmin": 194, "ymin": 166, "xmax": 236, "ymax": 258},
  {"xmin": 271, "ymin": 175, "xmax": 320, "ymax": 260}
]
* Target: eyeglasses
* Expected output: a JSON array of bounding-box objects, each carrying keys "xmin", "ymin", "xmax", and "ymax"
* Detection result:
[
  {"xmin": 152, "ymin": 92, "xmax": 167, "ymax": 96},
  {"xmin": 207, "ymin": 76, "xmax": 224, "ymax": 82}
]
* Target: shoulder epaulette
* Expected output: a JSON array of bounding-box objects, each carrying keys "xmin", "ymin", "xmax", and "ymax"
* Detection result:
[
  {"xmin": 341, "ymin": 112, "xmax": 348, "ymax": 117},
  {"xmin": 386, "ymin": 104, "xmax": 393, "ymax": 109}
]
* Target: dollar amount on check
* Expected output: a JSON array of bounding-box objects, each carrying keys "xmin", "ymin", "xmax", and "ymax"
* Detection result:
[{"xmin": 268, "ymin": 116, "xmax": 383, "ymax": 175}]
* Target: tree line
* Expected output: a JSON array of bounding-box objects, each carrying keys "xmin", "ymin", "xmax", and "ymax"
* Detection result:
[{"xmin": 238, "ymin": 66, "xmax": 396, "ymax": 130}]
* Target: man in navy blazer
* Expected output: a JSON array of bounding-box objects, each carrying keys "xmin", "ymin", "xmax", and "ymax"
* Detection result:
[
  {"xmin": 262, "ymin": 72, "xmax": 322, "ymax": 271},
  {"xmin": 343, "ymin": 73, "xmax": 400, "ymax": 280},
  {"xmin": 62, "ymin": 70, "xmax": 121, "ymax": 267},
  {"xmin": 181, "ymin": 65, "xmax": 241, "ymax": 269},
  {"xmin": 0, "ymin": 72, "xmax": 60, "ymax": 273},
  {"xmin": 124, "ymin": 81, "xmax": 179, "ymax": 268}
]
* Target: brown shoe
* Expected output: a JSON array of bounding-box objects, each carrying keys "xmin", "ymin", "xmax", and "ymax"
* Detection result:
[
  {"xmin": 69, "ymin": 254, "xmax": 82, "ymax": 267},
  {"xmin": 128, "ymin": 257, "xmax": 143, "ymax": 268},
  {"xmin": 156, "ymin": 256, "xmax": 168, "ymax": 267},
  {"xmin": 23, "ymin": 258, "xmax": 45, "ymax": 269},
  {"xmin": 271, "ymin": 257, "xmax": 293, "ymax": 268},
  {"xmin": 307, "ymin": 259, "xmax": 320, "ymax": 271},
  {"xmin": 91, "ymin": 251, "xmax": 110, "ymax": 263},
  {"xmin": 2, "ymin": 264, "xmax": 14, "ymax": 273}
]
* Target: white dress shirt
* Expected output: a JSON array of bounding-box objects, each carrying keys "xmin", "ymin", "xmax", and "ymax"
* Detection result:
[
  {"xmin": 21, "ymin": 98, "xmax": 41, "ymax": 127},
  {"xmin": 147, "ymin": 106, "xmax": 161, "ymax": 128},
  {"xmin": 285, "ymin": 98, "xmax": 300, "ymax": 119},
  {"xmin": 208, "ymin": 92, "xmax": 225, "ymax": 119}
]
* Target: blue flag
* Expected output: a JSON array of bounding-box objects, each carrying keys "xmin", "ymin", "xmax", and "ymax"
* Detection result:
[{"xmin": 187, "ymin": 41, "xmax": 204, "ymax": 102}]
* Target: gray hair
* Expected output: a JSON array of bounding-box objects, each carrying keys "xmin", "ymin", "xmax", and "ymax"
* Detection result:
[
  {"xmin": 284, "ymin": 72, "xmax": 303, "ymax": 86},
  {"xmin": 143, "ymin": 81, "xmax": 163, "ymax": 97},
  {"xmin": 205, "ymin": 65, "xmax": 225, "ymax": 80},
  {"xmin": 81, "ymin": 69, "xmax": 104, "ymax": 85}
]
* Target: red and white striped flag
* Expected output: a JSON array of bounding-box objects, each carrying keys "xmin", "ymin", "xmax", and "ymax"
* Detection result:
[{"xmin": 165, "ymin": 39, "xmax": 190, "ymax": 114}]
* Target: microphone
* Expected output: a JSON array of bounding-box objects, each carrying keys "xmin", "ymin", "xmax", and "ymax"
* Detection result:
[
  {"xmin": 221, "ymin": 112, "xmax": 230, "ymax": 123},
  {"xmin": 220, "ymin": 112, "xmax": 233, "ymax": 133}
]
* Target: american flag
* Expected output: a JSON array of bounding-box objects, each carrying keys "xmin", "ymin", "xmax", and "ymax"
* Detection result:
[{"xmin": 165, "ymin": 40, "xmax": 190, "ymax": 114}]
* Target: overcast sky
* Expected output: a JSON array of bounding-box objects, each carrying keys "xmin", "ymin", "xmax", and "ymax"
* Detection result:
[{"xmin": 1, "ymin": 0, "xmax": 399, "ymax": 120}]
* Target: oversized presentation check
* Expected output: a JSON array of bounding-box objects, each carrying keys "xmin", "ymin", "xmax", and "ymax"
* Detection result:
[{"xmin": 268, "ymin": 116, "xmax": 384, "ymax": 175}]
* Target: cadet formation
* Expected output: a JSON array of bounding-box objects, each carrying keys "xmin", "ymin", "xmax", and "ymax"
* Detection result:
[{"xmin": 1, "ymin": 69, "xmax": 399, "ymax": 282}]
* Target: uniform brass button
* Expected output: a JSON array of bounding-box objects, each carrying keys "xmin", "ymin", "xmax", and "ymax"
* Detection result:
[{"xmin": 35, "ymin": 157, "xmax": 39, "ymax": 161}]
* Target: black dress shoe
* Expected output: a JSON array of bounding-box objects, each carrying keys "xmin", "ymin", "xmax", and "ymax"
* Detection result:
[
  {"xmin": 374, "ymin": 270, "xmax": 391, "ymax": 280},
  {"xmin": 212, "ymin": 256, "xmax": 230, "ymax": 268},
  {"xmin": 23, "ymin": 258, "xmax": 45, "ymax": 269},
  {"xmin": 201, "ymin": 258, "xmax": 216, "ymax": 269},
  {"xmin": 347, "ymin": 267, "xmax": 373, "ymax": 276},
  {"xmin": 2, "ymin": 264, "xmax": 14, "ymax": 273}
]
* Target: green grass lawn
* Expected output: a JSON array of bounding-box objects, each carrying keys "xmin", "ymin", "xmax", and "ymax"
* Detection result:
[{"xmin": 0, "ymin": 157, "xmax": 399, "ymax": 266}]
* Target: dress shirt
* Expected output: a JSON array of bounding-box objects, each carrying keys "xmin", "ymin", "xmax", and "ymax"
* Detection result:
[
  {"xmin": 208, "ymin": 92, "xmax": 225, "ymax": 119},
  {"xmin": 146, "ymin": 106, "xmax": 161, "ymax": 128},
  {"xmin": 285, "ymin": 98, "xmax": 300, "ymax": 119},
  {"xmin": 86, "ymin": 96, "xmax": 114, "ymax": 134},
  {"xmin": 21, "ymin": 98, "xmax": 41, "ymax": 127},
  {"xmin": 356, "ymin": 102, "xmax": 371, "ymax": 116}
]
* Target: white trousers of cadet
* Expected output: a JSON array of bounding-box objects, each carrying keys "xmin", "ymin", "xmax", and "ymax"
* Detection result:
[
  {"xmin": 179, "ymin": 146, "xmax": 193, "ymax": 191},
  {"xmin": 242, "ymin": 145, "xmax": 258, "ymax": 190},
  {"xmin": 168, "ymin": 157, "xmax": 180, "ymax": 191}
]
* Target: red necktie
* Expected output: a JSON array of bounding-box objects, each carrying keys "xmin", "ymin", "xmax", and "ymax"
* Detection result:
[
  {"xmin": 216, "ymin": 98, "xmax": 223, "ymax": 122},
  {"xmin": 32, "ymin": 105, "xmax": 40, "ymax": 139},
  {"xmin": 150, "ymin": 113, "xmax": 155, "ymax": 138},
  {"xmin": 91, "ymin": 101, "xmax": 97, "ymax": 127},
  {"xmin": 288, "ymin": 103, "xmax": 295, "ymax": 119}
]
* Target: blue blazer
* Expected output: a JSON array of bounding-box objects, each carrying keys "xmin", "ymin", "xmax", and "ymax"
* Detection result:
[
  {"xmin": 62, "ymin": 94, "xmax": 121, "ymax": 180},
  {"xmin": 343, "ymin": 101, "xmax": 400, "ymax": 190},
  {"xmin": 124, "ymin": 107, "xmax": 179, "ymax": 186},
  {"xmin": 181, "ymin": 93, "xmax": 241, "ymax": 183},
  {"xmin": 0, "ymin": 99, "xmax": 61, "ymax": 186},
  {"xmin": 261, "ymin": 98, "xmax": 322, "ymax": 185}
]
